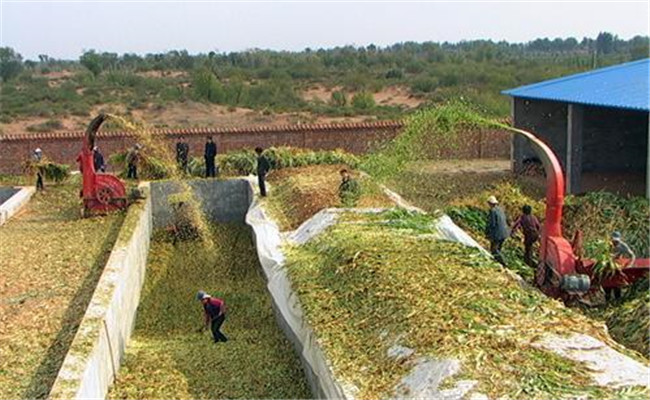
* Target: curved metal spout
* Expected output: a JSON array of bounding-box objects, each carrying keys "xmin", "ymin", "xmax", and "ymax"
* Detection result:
[{"xmin": 84, "ymin": 113, "xmax": 108, "ymax": 152}]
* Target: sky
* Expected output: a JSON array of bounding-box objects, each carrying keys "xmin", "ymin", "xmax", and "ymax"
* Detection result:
[{"xmin": 1, "ymin": 0, "xmax": 648, "ymax": 60}]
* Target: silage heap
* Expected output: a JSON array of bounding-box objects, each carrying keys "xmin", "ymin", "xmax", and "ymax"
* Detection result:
[
  {"xmin": 108, "ymin": 224, "xmax": 310, "ymax": 399},
  {"xmin": 281, "ymin": 209, "xmax": 649, "ymax": 399},
  {"xmin": 0, "ymin": 176, "xmax": 125, "ymax": 399}
]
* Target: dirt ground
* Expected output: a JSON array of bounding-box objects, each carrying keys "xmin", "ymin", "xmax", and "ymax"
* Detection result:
[
  {"xmin": 0, "ymin": 101, "xmax": 375, "ymax": 135},
  {"xmin": 0, "ymin": 178, "xmax": 124, "ymax": 398},
  {"xmin": 301, "ymin": 84, "xmax": 424, "ymax": 108}
]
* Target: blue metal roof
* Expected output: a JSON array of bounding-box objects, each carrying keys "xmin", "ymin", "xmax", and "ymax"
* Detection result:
[{"xmin": 502, "ymin": 58, "xmax": 650, "ymax": 111}]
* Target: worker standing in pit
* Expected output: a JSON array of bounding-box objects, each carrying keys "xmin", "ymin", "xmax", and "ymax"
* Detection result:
[
  {"xmin": 126, "ymin": 144, "xmax": 141, "ymax": 180},
  {"xmin": 196, "ymin": 291, "xmax": 228, "ymax": 343},
  {"xmin": 255, "ymin": 147, "xmax": 270, "ymax": 197},
  {"xmin": 605, "ymin": 231, "xmax": 637, "ymax": 301},
  {"xmin": 338, "ymin": 168, "xmax": 361, "ymax": 207},
  {"xmin": 176, "ymin": 136, "xmax": 189, "ymax": 174},
  {"xmin": 511, "ymin": 204, "xmax": 541, "ymax": 267},
  {"xmin": 485, "ymin": 195, "xmax": 509, "ymax": 265},
  {"xmin": 204, "ymin": 136, "xmax": 217, "ymax": 178}
]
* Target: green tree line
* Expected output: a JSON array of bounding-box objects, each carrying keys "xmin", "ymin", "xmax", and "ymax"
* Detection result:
[{"xmin": 1, "ymin": 32, "xmax": 647, "ymax": 124}]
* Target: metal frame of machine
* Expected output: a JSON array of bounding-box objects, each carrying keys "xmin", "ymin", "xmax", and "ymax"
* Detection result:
[
  {"xmin": 78, "ymin": 114, "xmax": 128, "ymax": 216},
  {"xmin": 510, "ymin": 127, "xmax": 649, "ymax": 300}
]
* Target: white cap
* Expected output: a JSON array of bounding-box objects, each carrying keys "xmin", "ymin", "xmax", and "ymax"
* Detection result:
[
  {"xmin": 487, "ymin": 195, "xmax": 499, "ymax": 205},
  {"xmin": 34, "ymin": 148, "xmax": 42, "ymax": 153}
]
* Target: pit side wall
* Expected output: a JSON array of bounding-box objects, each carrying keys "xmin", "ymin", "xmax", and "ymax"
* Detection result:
[
  {"xmin": 48, "ymin": 185, "xmax": 153, "ymax": 400},
  {"xmin": 0, "ymin": 186, "xmax": 35, "ymax": 226},
  {"xmin": 150, "ymin": 179, "xmax": 251, "ymax": 227}
]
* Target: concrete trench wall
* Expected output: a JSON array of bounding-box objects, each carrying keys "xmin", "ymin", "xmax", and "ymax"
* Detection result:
[{"xmin": 0, "ymin": 186, "xmax": 35, "ymax": 226}]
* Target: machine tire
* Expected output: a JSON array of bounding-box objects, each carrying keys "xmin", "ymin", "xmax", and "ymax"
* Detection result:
[{"xmin": 96, "ymin": 187, "xmax": 113, "ymax": 205}]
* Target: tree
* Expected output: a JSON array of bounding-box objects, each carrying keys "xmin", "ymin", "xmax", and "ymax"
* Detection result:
[
  {"xmin": 80, "ymin": 50, "xmax": 103, "ymax": 77},
  {"xmin": 596, "ymin": 32, "xmax": 615, "ymax": 55},
  {"xmin": 0, "ymin": 47, "xmax": 24, "ymax": 82}
]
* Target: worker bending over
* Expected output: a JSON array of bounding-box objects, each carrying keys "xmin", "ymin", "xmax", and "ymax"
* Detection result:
[
  {"xmin": 605, "ymin": 231, "xmax": 636, "ymax": 301},
  {"xmin": 485, "ymin": 195, "xmax": 509, "ymax": 266},
  {"xmin": 511, "ymin": 204, "xmax": 541, "ymax": 267},
  {"xmin": 197, "ymin": 290, "xmax": 228, "ymax": 343}
]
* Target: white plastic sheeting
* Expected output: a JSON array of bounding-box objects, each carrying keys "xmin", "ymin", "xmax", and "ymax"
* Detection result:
[
  {"xmin": 246, "ymin": 197, "xmax": 486, "ymax": 398},
  {"xmin": 246, "ymin": 180, "xmax": 650, "ymax": 399}
]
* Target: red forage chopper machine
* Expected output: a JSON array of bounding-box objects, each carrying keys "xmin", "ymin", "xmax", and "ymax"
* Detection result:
[
  {"xmin": 78, "ymin": 114, "xmax": 128, "ymax": 216},
  {"xmin": 510, "ymin": 126, "xmax": 649, "ymax": 299}
]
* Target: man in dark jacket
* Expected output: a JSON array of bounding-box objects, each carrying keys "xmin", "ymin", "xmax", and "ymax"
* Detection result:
[
  {"xmin": 176, "ymin": 136, "xmax": 190, "ymax": 173},
  {"xmin": 93, "ymin": 146, "xmax": 105, "ymax": 173},
  {"xmin": 338, "ymin": 168, "xmax": 361, "ymax": 206},
  {"xmin": 255, "ymin": 147, "xmax": 270, "ymax": 197},
  {"xmin": 126, "ymin": 144, "xmax": 141, "ymax": 180},
  {"xmin": 197, "ymin": 290, "xmax": 228, "ymax": 343},
  {"xmin": 485, "ymin": 195, "xmax": 509, "ymax": 265},
  {"xmin": 204, "ymin": 136, "xmax": 217, "ymax": 178},
  {"xmin": 511, "ymin": 204, "xmax": 541, "ymax": 267}
]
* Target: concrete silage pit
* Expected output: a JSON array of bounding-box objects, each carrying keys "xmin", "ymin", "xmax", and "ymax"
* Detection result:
[
  {"xmin": 0, "ymin": 185, "xmax": 35, "ymax": 225},
  {"xmin": 49, "ymin": 179, "xmax": 311, "ymax": 400}
]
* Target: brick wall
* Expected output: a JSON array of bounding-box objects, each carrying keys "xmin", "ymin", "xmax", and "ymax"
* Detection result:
[{"xmin": 0, "ymin": 121, "xmax": 510, "ymax": 174}]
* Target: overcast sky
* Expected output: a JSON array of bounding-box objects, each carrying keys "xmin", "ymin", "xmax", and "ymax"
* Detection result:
[{"xmin": 1, "ymin": 0, "xmax": 648, "ymax": 60}]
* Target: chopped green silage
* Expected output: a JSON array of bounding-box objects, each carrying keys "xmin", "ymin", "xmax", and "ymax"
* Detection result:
[
  {"xmin": 0, "ymin": 177, "xmax": 125, "ymax": 399},
  {"xmin": 284, "ymin": 210, "xmax": 647, "ymax": 399},
  {"xmin": 265, "ymin": 164, "xmax": 393, "ymax": 231},
  {"xmin": 108, "ymin": 224, "xmax": 310, "ymax": 399}
]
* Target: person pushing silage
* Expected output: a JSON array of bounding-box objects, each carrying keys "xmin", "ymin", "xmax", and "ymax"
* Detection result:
[{"xmin": 196, "ymin": 290, "xmax": 228, "ymax": 343}]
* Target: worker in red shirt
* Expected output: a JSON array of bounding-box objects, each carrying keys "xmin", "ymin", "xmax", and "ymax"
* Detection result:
[
  {"xmin": 511, "ymin": 204, "xmax": 541, "ymax": 267},
  {"xmin": 196, "ymin": 290, "xmax": 228, "ymax": 343}
]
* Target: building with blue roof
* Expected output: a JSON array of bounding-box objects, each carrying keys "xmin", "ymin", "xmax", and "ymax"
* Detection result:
[{"xmin": 502, "ymin": 58, "xmax": 649, "ymax": 197}]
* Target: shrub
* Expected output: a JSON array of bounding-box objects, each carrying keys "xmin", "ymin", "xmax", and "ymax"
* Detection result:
[
  {"xmin": 384, "ymin": 68, "xmax": 404, "ymax": 79},
  {"xmin": 26, "ymin": 119, "xmax": 64, "ymax": 132},
  {"xmin": 351, "ymin": 92, "xmax": 375, "ymax": 110},
  {"xmin": 329, "ymin": 91, "xmax": 347, "ymax": 107}
]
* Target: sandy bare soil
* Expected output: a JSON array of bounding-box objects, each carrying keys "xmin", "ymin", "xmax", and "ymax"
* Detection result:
[
  {"xmin": 301, "ymin": 84, "xmax": 424, "ymax": 108},
  {"xmin": 0, "ymin": 102, "xmax": 377, "ymax": 135}
]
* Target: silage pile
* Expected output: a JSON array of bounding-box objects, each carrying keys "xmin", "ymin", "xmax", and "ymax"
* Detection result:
[
  {"xmin": 0, "ymin": 176, "xmax": 125, "ymax": 399},
  {"xmin": 265, "ymin": 164, "xmax": 393, "ymax": 231},
  {"xmin": 108, "ymin": 224, "xmax": 310, "ymax": 399},
  {"xmin": 283, "ymin": 209, "xmax": 647, "ymax": 399}
]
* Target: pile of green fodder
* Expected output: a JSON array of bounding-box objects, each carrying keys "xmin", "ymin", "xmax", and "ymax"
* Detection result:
[
  {"xmin": 108, "ymin": 224, "xmax": 310, "ymax": 399},
  {"xmin": 284, "ymin": 209, "xmax": 647, "ymax": 399},
  {"xmin": 22, "ymin": 157, "xmax": 70, "ymax": 183},
  {"xmin": 264, "ymin": 164, "xmax": 393, "ymax": 231},
  {"xmin": 603, "ymin": 278, "xmax": 650, "ymax": 356},
  {"xmin": 109, "ymin": 150, "xmax": 174, "ymax": 180},
  {"xmin": 0, "ymin": 175, "xmax": 125, "ymax": 399},
  {"xmin": 188, "ymin": 146, "xmax": 360, "ymax": 177}
]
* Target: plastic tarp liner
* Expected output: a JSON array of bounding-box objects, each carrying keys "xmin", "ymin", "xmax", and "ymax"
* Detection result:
[
  {"xmin": 245, "ymin": 192, "xmax": 489, "ymax": 398},
  {"xmin": 246, "ymin": 181, "xmax": 650, "ymax": 398}
]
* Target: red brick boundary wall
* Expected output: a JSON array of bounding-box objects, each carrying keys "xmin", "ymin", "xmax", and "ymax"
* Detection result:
[{"xmin": 0, "ymin": 121, "xmax": 510, "ymax": 174}]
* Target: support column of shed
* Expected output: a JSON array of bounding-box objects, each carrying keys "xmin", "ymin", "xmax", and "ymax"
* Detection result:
[{"xmin": 566, "ymin": 104, "xmax": 584, "ymax": 194}]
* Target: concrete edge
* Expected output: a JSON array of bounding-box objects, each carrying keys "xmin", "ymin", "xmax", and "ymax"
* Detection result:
[
  {"xmin": 0, "ymin": 186, "xmax": 36, "ymax": 226},
  {"xmin": 48, "ymin": 183, "xmax": 152, "ymax": 400}
]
